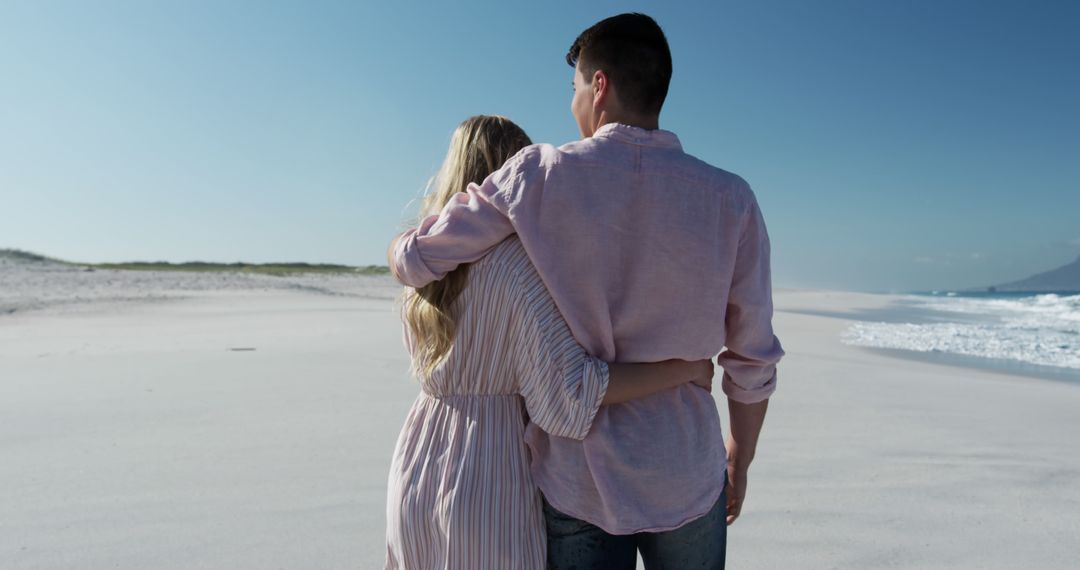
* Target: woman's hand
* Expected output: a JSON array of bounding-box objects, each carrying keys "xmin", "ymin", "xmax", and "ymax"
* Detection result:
[
  {"xmin": 688, "ymin": 359, "xmax": 715, "ymax": 393},
  {"xmin": 603, "ymin": 358, "xmax": 714, "ymax": 405}
]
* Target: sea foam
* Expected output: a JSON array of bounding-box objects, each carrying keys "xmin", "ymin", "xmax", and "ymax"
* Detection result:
[{"xmin": 842, "ymin": 293, "xmax": 1080, "ymax": 371}]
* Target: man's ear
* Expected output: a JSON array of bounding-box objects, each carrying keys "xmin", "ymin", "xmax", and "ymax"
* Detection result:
[{"xmin": 592, "ymin": 69, "xmax": 609, "ymax": 109}]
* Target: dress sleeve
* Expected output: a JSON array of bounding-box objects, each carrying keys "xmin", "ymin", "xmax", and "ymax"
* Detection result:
[{"xmin": 510, "ymin": 273, "xmax": 610, "ymax": 441}]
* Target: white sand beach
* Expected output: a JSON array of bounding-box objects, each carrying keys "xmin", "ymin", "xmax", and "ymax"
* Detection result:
[{"xmin": 2, "ymin": 271, "xmax": 1078, "ymax": 569}]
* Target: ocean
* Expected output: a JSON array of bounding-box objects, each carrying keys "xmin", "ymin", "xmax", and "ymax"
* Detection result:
[{"xmin": 841, "ymin": 291, "xmax": 1080, "ymax": 380}]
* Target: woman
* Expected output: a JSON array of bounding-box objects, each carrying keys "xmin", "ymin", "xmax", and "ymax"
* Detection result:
[{"xmin": 384, "ymin": 116, "xmax": 712, "ymax": 569}]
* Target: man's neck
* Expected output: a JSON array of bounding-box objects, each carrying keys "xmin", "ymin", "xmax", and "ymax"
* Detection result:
[{"xmin": 595, "ymin": 111, "xmax": 660, "ymax": 132}]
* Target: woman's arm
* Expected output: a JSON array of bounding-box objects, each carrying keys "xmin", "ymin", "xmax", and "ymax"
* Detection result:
[{"xmin": 602, "ymin": 359, "xmax": 713, "ymax": 405}]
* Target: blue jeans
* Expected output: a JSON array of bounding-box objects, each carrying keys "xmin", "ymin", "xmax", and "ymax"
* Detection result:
[{"xmin": 543, "ymin": 489, "xmax": 727, "ymax": 570}]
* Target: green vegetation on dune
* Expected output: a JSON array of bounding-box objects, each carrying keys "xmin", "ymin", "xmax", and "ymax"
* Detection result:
[
  {"xmin": 90, "ymin": 261, "xmax": 390, "ymax": 276},
  {"xmin": 1, "ymin": 248, "xmax": 390, "ymax": 276},
  {"xmin": 0, "ymin": 248, "xmax": 74, "ymax": 265}
]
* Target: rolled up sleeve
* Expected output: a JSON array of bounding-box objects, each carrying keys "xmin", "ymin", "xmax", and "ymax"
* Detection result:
[
  {"xmin": 391, "ymin": 217, "xmax": 441, "ymax": 287},
  {"xmin": 718, "ymin": 196, "xmax": 785, "ymax": 404},
  {"xmin": 389, "ymin": 156, "xmax": 524, "ymax": 288}
]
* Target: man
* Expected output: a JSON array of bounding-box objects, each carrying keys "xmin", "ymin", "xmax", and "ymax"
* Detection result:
[{"xmin": 389, "ymin": 13, "xmax": 783, "ymax": 569}]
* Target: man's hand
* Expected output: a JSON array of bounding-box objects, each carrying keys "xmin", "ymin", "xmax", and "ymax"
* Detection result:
[
  {"xmin": 724, "ymin": 398, "xmax": 768, "ymax": 525},
  {"xmin": 724, "ymin": 458, "xmax": 748, "ymax": 525}
]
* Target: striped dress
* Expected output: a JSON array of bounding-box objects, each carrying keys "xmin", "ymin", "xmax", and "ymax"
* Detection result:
[{"xmin": 384, "ymin": 237, "xmax": 610, "ymax": 569}]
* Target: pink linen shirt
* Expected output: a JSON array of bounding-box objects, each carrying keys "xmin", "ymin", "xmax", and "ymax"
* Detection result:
[{"xmin": 391, "ymin": 123, "xmax": 784, "ymax": 534}]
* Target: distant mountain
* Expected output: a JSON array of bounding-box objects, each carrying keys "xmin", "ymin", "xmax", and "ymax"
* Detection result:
[{"xmin": 986, "ymin": 255, "xmax": 1080, "ymax": 293}]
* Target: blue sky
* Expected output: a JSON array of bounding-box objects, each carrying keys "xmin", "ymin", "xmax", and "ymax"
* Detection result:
[{"xmin": 1, "ymin": 0, "xmax": 1077, "ymax": 292}]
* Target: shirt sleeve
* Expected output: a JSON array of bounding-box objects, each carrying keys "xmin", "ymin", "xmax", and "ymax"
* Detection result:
[
  {"xmin": 390, "ymin": 152, "xmax": 525, "ymax": 288},
  {"xmin": 511, "ymin": 271, "xmax": 610, "ymax": 441},
  {"xmin": 718, "ymin": 194, "xmax": 785, "ymax": 404}
]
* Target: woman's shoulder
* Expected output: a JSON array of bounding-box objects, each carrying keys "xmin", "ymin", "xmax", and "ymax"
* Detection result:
[
  {"xmin": 467, "ymin": 236, "xmax": 543, "ymax": 294},
  {"xmin": 471, "ymin": 235, "xmax": 526, "ymax": 272}
]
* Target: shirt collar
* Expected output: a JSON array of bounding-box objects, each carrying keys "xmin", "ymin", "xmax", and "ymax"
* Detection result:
[{"xmin": 591, "ymin": 122, "xmax": 682, "ymax": 149}]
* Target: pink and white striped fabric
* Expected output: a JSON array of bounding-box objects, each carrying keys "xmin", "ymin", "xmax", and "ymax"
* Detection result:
[{"xmin": 385, "ymin": 237, "xmax": 610, "ymax": 569}]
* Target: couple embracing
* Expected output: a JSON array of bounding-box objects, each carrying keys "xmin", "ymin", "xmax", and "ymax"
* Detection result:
[{"xmin": 384, "ymin": 13, "xmax": 784, "ymax": 570}]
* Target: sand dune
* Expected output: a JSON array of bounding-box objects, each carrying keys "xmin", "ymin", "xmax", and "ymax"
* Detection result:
[{"xmin": 0, "ymin": 258, "xmax": 399, "ymax": 315}]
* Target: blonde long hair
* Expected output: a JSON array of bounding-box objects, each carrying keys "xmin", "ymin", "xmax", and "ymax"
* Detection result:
[{"xmin": 403, "ymin": 115, "xmax": 532, "ymax": 377}]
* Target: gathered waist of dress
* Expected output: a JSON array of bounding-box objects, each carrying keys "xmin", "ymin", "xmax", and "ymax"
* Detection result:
[
  {"xmin": 414, "ymin": 391, "xmax": 525, "ymax": 421},
  {"xmin": 418, "ymin": 390, "xmax": 521, "ymax": 400}
]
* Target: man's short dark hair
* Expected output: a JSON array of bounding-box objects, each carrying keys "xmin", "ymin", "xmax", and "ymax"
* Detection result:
[{"xmin": 566, "ymin": 13, "xmax": 672, "ymax": 116}]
